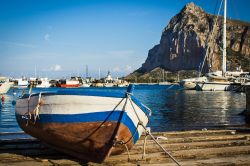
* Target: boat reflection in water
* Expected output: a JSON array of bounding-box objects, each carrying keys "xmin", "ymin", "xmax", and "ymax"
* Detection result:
[{"xmin": 144, "ymin": 89, "xmax": 246, "ymax": 131}]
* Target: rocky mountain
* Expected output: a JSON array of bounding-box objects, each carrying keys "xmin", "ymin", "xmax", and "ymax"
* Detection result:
[{"xmin": 126, "ymin": 2, "xmax": 250, "ymax": 82}]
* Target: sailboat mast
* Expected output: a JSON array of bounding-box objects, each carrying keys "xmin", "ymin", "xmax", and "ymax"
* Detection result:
[
  {"xmin": 86, "ymin": 65, "xmax": 88, "ymax": 78},
  {"xmin": 35, "ymin": 65, "xmax": 37, "ymax": 78},
  {"xmin": 98, "ymin": 68, "xmax": 101, "ymax": 80},
  {"xmin": 222, "ymin": 0, "xmax": 227, "ymax": 76}
]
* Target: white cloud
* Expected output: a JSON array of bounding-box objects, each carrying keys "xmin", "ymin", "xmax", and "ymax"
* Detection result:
[
  {"xmin": 50, "ymin": 64, "xmax": 62, "ymax": 71},
  {"xmin": 125, "ymin": 65, "xmax": 132, "ymax": 71},
  {"xmin": 44, "ymin": 33, "xmax": 50, "ymax": 41},
  {"xmin": 112, "ymin": 67, "xmax": 121, "ymax": 72},
  {"xmin": 112, "ymin": 65, "xmax": 133, "ymax": 73}
]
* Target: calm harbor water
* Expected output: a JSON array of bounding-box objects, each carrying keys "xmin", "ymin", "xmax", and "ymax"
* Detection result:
[{"xmin": 0, "ymin": 85, "xmax": 247, "ymax": 137}]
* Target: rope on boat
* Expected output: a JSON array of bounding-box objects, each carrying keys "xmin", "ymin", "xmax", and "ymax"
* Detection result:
[
  {"xmin": 23, "ymin": 92, "xmax": 42, "ymax": 126},
  {"xmin": 199, "ymin": 0, "xmax": 223, "ymax": 76},
  {"xmin": 142, "ymin": 125, "xmax": 181, "ymax": 166},
  {"xmin": 123, "ymin": 122, "xmax": 140, "ymax": 145},
  {"xmin": 126, "ymin": 94, "xmax": 181, "ymax": 166},
  {"xmin": 142, "ymin": 130, "xmax": 149, "ymax": 159},
  {"xmin": 29, "ymin": 84, "xmax": 33, "ymax": 95},
  {"xmin": 115, "ymin": 140, "xmax": 131, "ymax": 161},
  {"xmin": 112, "ymin": 97, "xmax": 139, "ymax": 160},
  {"xmin": 123, "ymin": 142, "xmax": 131, "ymax": 161},
  {"xmin": 111, "ymin": 89, "xmax": 180, "ymax": 165},
  {"xmin": 166, "ymin": 84, "xmax": 175, "ymax": 91},
  {"xmin": 32, "ymin": 92, "xmax": 42, "ymax": 123}
]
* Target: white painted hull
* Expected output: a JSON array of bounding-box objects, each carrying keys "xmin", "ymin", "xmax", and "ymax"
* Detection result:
[
  {"xmin": 17, "ymin": 79, "xmax": 29, "ymax": 87},
  {"xmin": 181, "ymin": 81, "xmax": 197, "ymax": 90},
  {"xmin": 117, "ymin": 84, "xmax": 128, "ymax": 87},
  {"xmin": 36, "ymin": 84, "xmax": 50, "ymax": 88},
  {"xmin": 0, "ymin": 82, "xmax": 11, "ymax": 94},
  {"xmin": 81, "ymin": 83, "xmax": 91, "ymax": 87},
  {"xmin": 196, "ymin": 81, "xmax": 240, "ymax": 91},
  {"xmin": 180, "ymin": 77, "xmax": 207, "ymax": 90},
  {"xmin": 16, "ymin": 92, "xmax": 149, "ymax": 141},
  {"xmin": 36, "ymin": 78, "xmax": 51, "ymax": 88},
  {"xmin": 36, "ymin": 83, "xmax": 51, "ymax": 88},
  {"xmin": 158, "ymin": 82, "xmax": 172, "ymax": 85},
  {"xmin": 15, "ymin": 87, "xmax": 150, "ymax": 162}
]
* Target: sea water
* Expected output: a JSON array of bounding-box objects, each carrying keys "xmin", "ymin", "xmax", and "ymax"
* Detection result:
[{"xmin": 0, "ymin": 85, "xmax": 247, "ymax": 137}]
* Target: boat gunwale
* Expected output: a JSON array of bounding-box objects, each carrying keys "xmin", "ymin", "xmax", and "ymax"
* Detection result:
[
  {"xmin": 19, "ymin": 91, "xmax": 151, "ymax": 118},
  {"xmin": 20, "ymin": 90, "xmax": 126, "ymax": 99}
]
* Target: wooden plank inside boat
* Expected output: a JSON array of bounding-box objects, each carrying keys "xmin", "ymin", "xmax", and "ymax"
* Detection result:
[{"xmin": 1, "ymin": 129, "xmax": 250, "ymax": 165}]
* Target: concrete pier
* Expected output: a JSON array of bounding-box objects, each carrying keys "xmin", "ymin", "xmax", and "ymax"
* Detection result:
[{"xmin": 1, "ymin": 130, "xmax": 250, "ymax": 165}]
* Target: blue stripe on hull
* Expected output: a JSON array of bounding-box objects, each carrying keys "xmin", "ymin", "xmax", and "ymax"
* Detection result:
[{"xmin": 17, "ymin": 111, "xmax": 139, "ymax": 144}]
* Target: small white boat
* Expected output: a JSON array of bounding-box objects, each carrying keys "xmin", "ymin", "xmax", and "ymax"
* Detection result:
[
  {"xmin": 195, "ymin": 0, "xmax": 247, "ymax": 91},
  {"xmin": 57, "ymin": 79, "xmax": 80, "ymax": 88},
  {"xmin": 0, "ymin": 77, "xmax": 11, "ymax": 94},
  {"xmin": 36, "ymin": 78, "xmax": 51, "ymax": 88},
  {"xmin": 158, "ymin": 81, "xmax": 173, "ymax": 85},
  {"xmin": 179, "ymin": 76, "xmax": 207, "ymax": 90},
  {"xmin": 16, "ymin": 77, "xmax": 29, "ymax": 88},
  {"xmin": 104, "ymin": 83, "xmax": 114, "ymax": 87},
  {"xmin": 117, "ymin": 83, "xmax": 129, "ymax": 87},
  {"xmin": 196, "ymin": 81, "xmax": 236, "ymax": 91},
  {"xmin": 81, "ymin": 82, "xmax": 91, "ymax": 87},
  {"xmin": 196, "ymin": 71, "xmax": 247, "ymax": 91}
]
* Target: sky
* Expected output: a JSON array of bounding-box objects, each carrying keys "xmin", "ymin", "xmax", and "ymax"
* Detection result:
[{"xmin": 0, "ymin": 0, "xmax": 249, "ymax": 79}]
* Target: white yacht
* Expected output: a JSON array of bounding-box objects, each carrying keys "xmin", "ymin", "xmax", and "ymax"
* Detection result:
[{"xmin": 196, "ymin": 0, "xmax": 248, "ymax": 91}]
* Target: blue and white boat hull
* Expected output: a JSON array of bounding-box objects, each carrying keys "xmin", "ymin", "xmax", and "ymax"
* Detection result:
[{"xmin": 15, "ymin": 86, "xmax": 150, "ymax": 162}]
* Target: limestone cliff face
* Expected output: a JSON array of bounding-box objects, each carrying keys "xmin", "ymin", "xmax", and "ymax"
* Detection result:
[{"xmin": 139, "ymin": 2, "xmax": 250, "ymax": 73}]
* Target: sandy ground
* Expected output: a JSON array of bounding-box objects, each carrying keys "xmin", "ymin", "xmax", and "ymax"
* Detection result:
[{"xmin": 1, "ymin": 129, "xmax": 250, "ymax": 166}]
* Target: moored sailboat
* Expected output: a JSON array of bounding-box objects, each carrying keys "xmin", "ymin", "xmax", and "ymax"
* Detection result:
[
  {"xmin": 15, "ymin": 84, "xmax": 150, "ymax": 163},
  {"xmin": 179, "ymin": 0, "xmax": 248, "ymax": 91},
  {"xmin": 196, "ymin": 0, "xmax": 248, "ymax": 91}
]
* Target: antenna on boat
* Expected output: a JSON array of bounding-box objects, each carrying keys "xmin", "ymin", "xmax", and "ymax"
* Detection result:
[
  {"xmin": 86, "ymin": 65, "xmax": 88, "ymax": 78},
  {"xmin": 98, "ymin": 68, "xmax": 101, "ymax": 80},
  {"xmin": 198, "ymin": 0, "xmax": 224, "ymax": 77},
  {"xmin": 35, "ymin": 65, "xmax": 37, "ymax": 78}
]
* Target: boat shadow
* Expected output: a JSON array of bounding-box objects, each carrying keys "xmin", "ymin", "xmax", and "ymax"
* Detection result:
[{"xmin": 0, "ymin": 139, "xmax": 89, "ymax": 165}]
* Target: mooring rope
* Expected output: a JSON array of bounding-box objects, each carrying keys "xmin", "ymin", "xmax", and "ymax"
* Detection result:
[
  {"xmin": 23, "ymin": 92, "xmax": 42, "ymax": 125},
  {"xmin": 127, "ymin": 94, "xmax": 181, "ymax": 166},
  {"xmin": 142, "ymin": 125, "xmax": 181, "ymax": 166},
  {"xmin": 32, "ymin": 93, "xmax": 42, "ymax": 123},
  {"xmin": 142, "ymin": 131, "xmax": 149, "ymax": 159}
]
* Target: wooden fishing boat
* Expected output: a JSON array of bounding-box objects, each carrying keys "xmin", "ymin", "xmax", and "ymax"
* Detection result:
[
  {"xmin": 56, "ymin": 79, "xmax": 80, "ymax": 88},
  {"xmin": 15, "ymin": 84, "xmax": 150, "ymax": 163}
]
